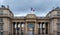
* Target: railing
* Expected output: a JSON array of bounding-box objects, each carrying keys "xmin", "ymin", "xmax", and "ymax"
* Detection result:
[
  {"xmin": 0, "ymin": 14, "xmax": 13, "ymax": 18},
  {"xmin": 48, "ymin": 15, "xmax": 60, "ymax": 18}
]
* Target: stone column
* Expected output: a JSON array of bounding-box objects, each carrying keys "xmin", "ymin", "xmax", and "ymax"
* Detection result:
[
  {"xmin": 36, "ymin": 22, "xmax": 39, "ymax": 35},
  {"xmin": 25, "ymin": 22, "xmax": 28, "ymax": 35},
  {"xmin": 44, "ymin": 22, "xmax": 46, "ymax": 35},
  {"xmin": 17, "ymin": 22, "xmax": 20, "ymax": 35},
  {"xmin": 35, "ymin": 22, "xmax": 38, "ymax": 35},
  {"xmin": 45, "ymin": 22, "xmax": 46, "ymax": 35},
  {"xmin": 48, "ymin": 22, "xmax": 50, "ymax": 35},
  {"xmin": 12, "ymin": 23, "xmax": 13, "ymax": 35},
  {"xmin": 42, "ymin": 22, "xmax": 43, "ymax": 35},
  {"xmin": 16, "ymin": 22, "xmax": 18, "ymax": 35},
  {"xmin": 40, "ymin": 22, "xmax": 42, "ymax": 35},
  {"xmin": 19, "ymin": 23, "xmax": 21, "ymax": 35},
  {"xmin": 34, "ymin": 21, "xmax": 37, "ymax": 35},
  {"xmin": 23, "ymin": 23, "xmax": 25, "ymax": 35},
  {"xmin": 12, "ymin": 22, "xmax": 16, "ymax": 35}
]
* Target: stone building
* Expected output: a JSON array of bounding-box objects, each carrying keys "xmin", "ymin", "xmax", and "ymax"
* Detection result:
[{"xmin": 0, "ymin": 5, "xmax": 60, "ymax": 35}]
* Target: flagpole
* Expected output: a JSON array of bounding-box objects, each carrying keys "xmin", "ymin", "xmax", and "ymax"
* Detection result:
[{"xmin": 31, "ymin": 11, "xmax": 34, "ymax": 14}]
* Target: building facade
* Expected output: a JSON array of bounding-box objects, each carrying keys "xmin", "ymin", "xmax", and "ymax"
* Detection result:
[{"xmin": 0, "ymin": 6, "xmax": 60, "ymax": 35}]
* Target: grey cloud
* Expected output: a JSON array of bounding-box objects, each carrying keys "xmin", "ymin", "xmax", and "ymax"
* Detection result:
[{"xmin": 1, "ymin": 0, "xmax": 60, "ymax": 16}]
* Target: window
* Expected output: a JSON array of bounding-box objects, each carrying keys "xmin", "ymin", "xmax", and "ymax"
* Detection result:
[
  {"xmin": 0, "ymin": 25, "xmax": 3, "ymax": 30},
  {"xmin": 0, "ymin": 32, "xmax": 4, "ymax": 35},
  {"xmin": 0, "ymin": 18, "xmax": 3, "ymax": 22},
  {"xmin": 57, "ymin": 12, "xmax": 60, "ymax": 16},
  {"xmin": 57, "ymin": 19, "xmax": 60, "ymax": 22},
  {"xmin": 57, "ymin": 32, "xmax": 60, "ymax": 35},
  {"xmin": 0, "ymin": 11, "xmax": 3, "ymax": 15},
  {"xmin": 28, "ymin": 23, "xmax": 34, "ymax": 28},
  {"xmin": 57, "ymin": 24, "xmax": 60, "ymax": 30}
]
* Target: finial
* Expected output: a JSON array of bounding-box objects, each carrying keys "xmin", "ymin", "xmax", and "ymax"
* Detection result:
[{"xmin": 7, "ymin": 5, "xmax": 9, "ymax": 8}]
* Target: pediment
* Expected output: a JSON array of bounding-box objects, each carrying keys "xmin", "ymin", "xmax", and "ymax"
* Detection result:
[{"xmin": 26, "ymin": 14, "xmax": 36, "ymax": 18}]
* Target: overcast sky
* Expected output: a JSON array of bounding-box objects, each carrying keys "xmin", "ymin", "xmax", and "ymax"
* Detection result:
[{"xmin": 0, "ymin": 0, "xmax": 60, "ymax": 16}]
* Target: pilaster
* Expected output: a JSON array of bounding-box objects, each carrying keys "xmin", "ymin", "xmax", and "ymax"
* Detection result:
[
  {"xmin": 34, "ymin": 21, "xmax": 37, "ymax": 35},
  {"xmin": 25, "ymin": 22, "xmax": 28, "ymax": 35},
  {"xmin": 12, "ymin": 23, "xmax": 13, "ymax": 35}
]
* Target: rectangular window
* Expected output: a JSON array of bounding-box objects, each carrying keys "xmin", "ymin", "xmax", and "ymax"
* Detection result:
[
  {"xmin": 0, "ymin": 32, "xmax": 4, "ymax": 35},
  {"xmin": 0, "ymin": 11, "xmax": 3, "ymax": 15},
  {"xmin": 57, "ymin": 32, "xmax": 60, "ymax": 35},
  {"xmin": 57, "ymin": 19, "xmax": 60, "ymax": 22},
  {"xmin": 0, "ymin": 25, "xmax": 3, "ymax": 30},
  {"xmin": 57, "ymin": 12, "xmax": 60, "ymax": 16},
  {"xmin": 57, "ymin": 24, "xmax": 60, "ymax": 30},
  {"xmin": 0, "ymin": 18, "xmax": 3, "ymax": 22}
]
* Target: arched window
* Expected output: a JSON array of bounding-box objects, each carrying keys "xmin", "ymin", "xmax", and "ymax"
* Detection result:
[{"xmin": 28, "ymin": 23, "xmax": 34, "ymax": 28}]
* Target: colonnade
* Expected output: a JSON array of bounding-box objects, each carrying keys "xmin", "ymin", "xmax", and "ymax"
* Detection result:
[
  {"xmin": 12, "ymin": 22, "xmax": 49, "ymax": 35},
  {"xmin": 38, "ymin": 22, "xmax": 49, "ymax": 35},
  {"xmin": 12, "ymin": 22, "xmax": 24, "ymax": 35}
]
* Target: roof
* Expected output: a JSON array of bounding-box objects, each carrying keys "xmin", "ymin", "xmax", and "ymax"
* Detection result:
[
  {"xmin": 13, "ymin": 14, "xmax": 49, "ymax": 20},
  {"xmin": 46, "ymin": 7, "xmax": 60, "ymax": 16}
]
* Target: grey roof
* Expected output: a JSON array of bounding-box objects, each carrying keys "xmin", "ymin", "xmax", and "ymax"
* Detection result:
[{"xmin": 53, "ymin": 7, "xmax": 60, "ymax": 11}]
